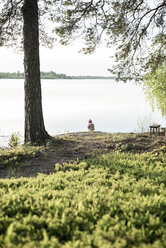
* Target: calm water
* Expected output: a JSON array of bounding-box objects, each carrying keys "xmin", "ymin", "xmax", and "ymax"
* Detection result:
[{"xmin": 0, "ymin": 79, "xmax": 165, "ymax": 146}]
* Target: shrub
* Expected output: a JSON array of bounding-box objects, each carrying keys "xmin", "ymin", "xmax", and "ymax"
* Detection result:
[{"xmin": 8, "ymin": 133, "xmax": 21, "ymax": 148}]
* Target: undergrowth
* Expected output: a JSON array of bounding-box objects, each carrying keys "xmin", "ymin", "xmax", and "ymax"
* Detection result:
[
  {"xmin": 0, "ymin": 145, "xmax": 42, "ymax": 168},
  {"xmin": 0, "ymin": 149, "xmax": 166, "ymax": 247}
]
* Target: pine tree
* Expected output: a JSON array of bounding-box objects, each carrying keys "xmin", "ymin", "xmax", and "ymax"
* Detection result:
[
  {"xmin": 0, "ymin": 0, "xmax": 55, "ymax": 145},
  {"xmin": 54, "ymin": 0, "xmax": 166, "ymax": 81}
]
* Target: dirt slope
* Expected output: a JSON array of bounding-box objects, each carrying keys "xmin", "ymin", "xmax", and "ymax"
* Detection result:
[{"xmin": 0, "ymin": 132, "xmax": 165, "ymax": 178}]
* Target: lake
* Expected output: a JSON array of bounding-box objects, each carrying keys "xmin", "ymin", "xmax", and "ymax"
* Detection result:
[{"xmin": 0, "ymin": 79, "xmax": 165, "ymax": 147}]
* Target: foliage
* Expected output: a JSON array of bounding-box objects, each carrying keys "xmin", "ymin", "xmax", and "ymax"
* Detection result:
[
  {"xmin": 0, "ymin": 0, "xmax": 55, "ymax": 48},
  {"xmin": 0, "ymin": 150, "xmax": 166, "ymax": 247},
  {"xmin": 1, "ymin": 1, "xmax": 165, "ymax": 81},
  {"xmin": 0, "ymin": 72, "xmax": 24, "ymax": 79},
  {"xmin": 8, "ymin": 133, "xmax": 21, "ymax": 148},
  {"xmin": 0, "ymin": 145, "xmax": 42, "ymax": 168},
  {"xmin": 0, "ymin": 71, "xmax": 115, "ymax": 80},
  {"xmin": 143, "ymin": 66, "xmax": 166, "ymax": 116},
  {"xmin": 54, "ymin": 0, "xmax": 166, "ymax": 81}
]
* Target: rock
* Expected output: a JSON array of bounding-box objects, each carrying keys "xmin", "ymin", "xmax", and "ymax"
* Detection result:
[{"xmin": 45, "ymin": 138, "xmax": 54, "ymax": 147}]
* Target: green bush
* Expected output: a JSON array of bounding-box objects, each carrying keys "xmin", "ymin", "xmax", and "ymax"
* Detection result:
[
  {"xmin": 0, "ymin": 145, "xmax": 42, "ymax": 167},
  {"xmin": 8, "ymin": 133, "xmax": 21, "ymax": 148}
]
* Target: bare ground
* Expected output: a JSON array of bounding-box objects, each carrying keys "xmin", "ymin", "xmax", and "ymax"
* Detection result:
[{"xmin": 0, "ymin": 132, "xmax": 166, "ymax": 179}]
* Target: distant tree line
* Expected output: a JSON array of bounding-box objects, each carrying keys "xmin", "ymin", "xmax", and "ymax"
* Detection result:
[
  {"xmin": 0, "ymin": 72, "xmax": 24, "ymax": 79},
  {"xmin": 0, "ymin": 71, "xmax": 116, "ymax": 80}
]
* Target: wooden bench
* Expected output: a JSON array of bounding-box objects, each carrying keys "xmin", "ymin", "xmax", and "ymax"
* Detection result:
[
  {"xmin": 149, "ymin": 125, "xmax": 160, "ymax": 135},
  {"xmin": 160, "ymin": 127, "xmax": 166, "ymax": 136}
]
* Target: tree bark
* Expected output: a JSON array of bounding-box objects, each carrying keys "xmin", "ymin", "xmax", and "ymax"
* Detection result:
[{"xmin": 22, "ymin": 0, "xmax": 50, "ymax": 145}]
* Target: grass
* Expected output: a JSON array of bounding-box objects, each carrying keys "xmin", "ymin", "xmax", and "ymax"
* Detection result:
[
  {"xmin": 0, "ymin": 145, "xmax": 42, "ymax": 165},
  {"xmin": 0, "ymin": 144, "xmax": 166, "ymax": 247}
]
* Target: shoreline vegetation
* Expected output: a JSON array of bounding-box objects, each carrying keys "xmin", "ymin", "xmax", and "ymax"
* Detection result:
[{"xmin": 0, "ymin": 71, "xmax": 116, "ymax": 80}]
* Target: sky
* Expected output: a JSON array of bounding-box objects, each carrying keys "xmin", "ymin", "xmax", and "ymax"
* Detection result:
[{"xmin": 0, "ymin": 43, "xmax": 114, "ymax": 77}]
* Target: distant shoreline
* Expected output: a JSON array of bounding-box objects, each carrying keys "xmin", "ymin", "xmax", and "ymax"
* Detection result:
[{"xmin": 0, "ymin": 71, "xmax": 116, "ymax": 80}]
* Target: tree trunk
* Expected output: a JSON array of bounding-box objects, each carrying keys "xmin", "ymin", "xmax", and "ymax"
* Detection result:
[{"xmin": 22, "ymin": 0, "xmax": 50, "ymax": 145}]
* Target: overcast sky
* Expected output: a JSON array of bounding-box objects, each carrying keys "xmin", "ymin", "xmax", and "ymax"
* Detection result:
[{"xmin": 0, "ymin": 43, "xmax": 114, "ymax": 76}]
